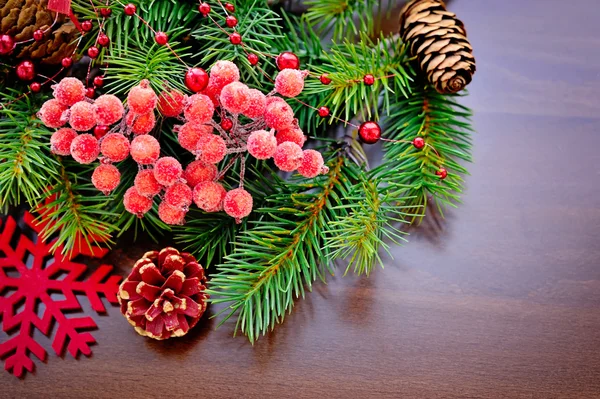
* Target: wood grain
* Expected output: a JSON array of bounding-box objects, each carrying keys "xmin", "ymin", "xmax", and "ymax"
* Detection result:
[{"xmin": 3, "ymin": 1, "xmax": 600, "ymax": 398}]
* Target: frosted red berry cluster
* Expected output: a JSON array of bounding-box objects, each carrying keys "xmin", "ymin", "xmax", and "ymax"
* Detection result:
[{"xmin": 41, "ymin": 60, "xmax": 328, "ymax": 225}]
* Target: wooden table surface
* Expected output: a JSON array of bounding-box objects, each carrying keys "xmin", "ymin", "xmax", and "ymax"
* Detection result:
[{"xmin": 3, "ymin": 1, "xmax": 600, "ymax": 398}]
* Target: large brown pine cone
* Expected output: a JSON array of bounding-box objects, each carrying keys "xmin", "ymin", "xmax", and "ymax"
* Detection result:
[
  {"xmin": 0, "ymin": 0, "xmax": 78, "ymax": 65},
  {"xmin": 399, "ymin": 0, "xmax": 476, "ymax": 94}
]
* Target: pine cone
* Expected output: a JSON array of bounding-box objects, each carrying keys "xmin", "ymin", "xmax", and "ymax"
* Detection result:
[
  {"xmin": 399, "ymin": 0, "xmax": 476, "ymax": 94},
  {"xmin": 118, "ymin": 247, "xmax": 209, "ymax": 340},
  {"xmin": 0, "ymin": 0, "xmax": 78, "ymax": 65}
]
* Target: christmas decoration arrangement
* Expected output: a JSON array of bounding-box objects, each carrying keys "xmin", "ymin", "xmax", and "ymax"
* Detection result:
[{"xmin": 1, "ymin": 0, "xmax": 477, "ymax": 370}]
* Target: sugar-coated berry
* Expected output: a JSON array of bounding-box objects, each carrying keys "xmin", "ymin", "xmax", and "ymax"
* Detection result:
[
  {"xmin": 247, "ymin": 130, "xmax": 277, "ymax": 160},
  {"xmin": 95, "ymin": 94, "xmax": 124, "ymax": 126},
  {"xmin": 358, "ymin": 121, "xmax": 381, "ymax": 145},
  {"xmin": 220, "ymin": 82, "xmax": 250, "ymax": 114},
  {"xmin": 247, "ymin": 53, "xmax": 259, "ymax": 66},
  {"xmin": 223, "ymin": 188, "xmax": 253, "ymax": 223},
  {"xmin": 94, "ymin": 125, "xmax": 110, "ymax": 139},
  {"xmin": 184, "ymin": 93, "xmax": 215, "ymax": 124},
  {"xmin": 229, "ymin": 32, "xmax": 242, "ymax": 45},
  {"xmin": 185, "ymin": 68, "xmax": 209, "ymax": 93},
  {"xmin": 70, "ymin": 134, "xmax": 100, "ymax": 164},
  {"xmin": 436, "ymin": 167, "xmax": 448, "ymax": 179},
  {"xmin": 264, "ymin": 98, "xmax": 295, "ymax": 130},
  {"xmin": 100, "ymin": 133, "xmax": 130, "ymax": 162},
  {"xmin": 198, "ymin": 2, "xmax": 210, "ymax": 15},
  {"xmin": 155, "ymin": 32, "xmax": 168, "ymax": 45},
  {"xmin": 275, "ymin": 127, "xmax": 306, "ymax": 147},
  {"xmin": 225, "ymin": 2, "xmax": 235, "ymax": 12},
  {"xmin": 127, "ymin": 111, "xmax": 156, "ymax": 135},
  {"xmin": 221, "ymin": 118, "xmax": 233, "ymax": 131},
  {"xmin": 242, "ymin": 89, "xmax": 266, "ymax": 119},
  {"xmin": 226, "ymin": 15, "xmax": 238, "ymax": 27},
  {"xmin": 69, "ymin": 101, "xmax": 97, "ymax": 131},
  {"xmin": 123, "ymin": 186, "xmax": 153, "ymax": 217},
  {"xmin": 297, "ymin": 150, "xmax": 325, "ymax": 178},
  {"xmin": 201, "ymin": 82, "xmax": 221, "ymax": 107},
  {"xmin": 209, "ymin": 60, "xmax": 240, "ymax": 89},
  {"xmin": 127, "ymin": 80, "xmax": 157, "ymax": 115},
  {"xmin": 124, "ymin": 3, "xmax": 136, "ymax": 15},
  {"xmin": 157, "ymin": 89, "xmax": 186, "ymax": 117},
  {"xmin": 193, "ymin": 181, "xmax": 226, "ymax": 212},
  {"xmin": 276, "ymin": 51, "xmax": 300, "ymax": 70},
  {"xmin": 50, "ymin": 128, "xmax": 78, "ymax": 156},
  {"xmin": 134, "ymin": 169, "xmax": 162, "ymax": 197},
  {"xmin": 38, "ymin": 99, "xmax": 68, "ymax": 128},
  {"xmin": 92, "ymin": 164, "xmax": 120, "ymax": 195},
  {"xmin": 30, "ymin": 82, "xmax": 41, "ymax": 93},
  {"xmin": 275, "ymin": 69, "xmax": 305, "ymax": 98},
  {"xmin": 413, "ymin": 136, "xmax": 425, "ymax": 149},
  {"xmin": 154, "ymin": 157, "xmax": 183, "ymax": 187},
  {"xmin": 53, "ymin": 77, "xmax": 85, "ymax": 107},
  {"xmin": 87, "ymin": 46, "xmax": 99, "ymax": 59},
  {"xmin": 183, "ymin": 160, "xmax": 217, "ymax": 188},
  {"xmin": 197, "ymin": 134, "xmax": 226, "ymax": 164},
  {"xmin": 273, "ymin": 142, "xmax": 303, "ymax": 172},
  {"xmin": 164, "ymin": 182, "xmax": 193, "ymax": 209},
  {"xmin": 320, "ymin": 73, "xmax": 332, "ymax": 85},
  {"xmin": 158, "ymin": 201, "xmax": 186, "ymax": 225},
  {"xmin": 130, "ymin": 135, "xmax": 160, "ymax": 165},
  {"xmin": 177, "ymin": 123, "xmax": 212, "ymax": 152}
]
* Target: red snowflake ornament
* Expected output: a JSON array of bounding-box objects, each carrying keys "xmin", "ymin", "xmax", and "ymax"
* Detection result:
[{"xmin": 0, "ymin": 211, "xmax": 121, "ymax": 378}]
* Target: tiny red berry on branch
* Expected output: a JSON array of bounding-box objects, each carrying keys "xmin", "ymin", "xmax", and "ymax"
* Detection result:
[
  {"xmin": 198, "ymin": 3, "xmax": 210, "ymax": 15},
  {"xmin": 358, "ymin": 121, "xmax": 381, "ymax": 145},
  {"xmin": 94, "ymin": 125, "xmax": 110, "ymax": 139},
  {"xmin": 155, "ymin": 32, "xmax": 168, "ymax": 46},
  {"xmin": 98, "ymin": 33, "xmax": 110, "ymax": 47},
  {"xmin": 124, "ymin": 3, "xmax": 136, "ymax": 16},
  {"xmin": 221, "ymin": 118, "xmax": 233, "ymax": 131},
  {"xmin": 276, "ymin": 51, "xmax": 300, "ymax": 70},
  {"xmin": 320, "ymin": 73, "xmax": 332, "ymax": 85},
  {"xmin": 363, "ymin": 74, "xmax": 375, "ymax": 86},
  {"xmin": 30, "ymin": 82, "xmax": 41, "ymax": 93},
  {"xmin": 226, "ymin": 16, "xmax": 238, "ymax": 27},
  {"xmin": 225, "ymin": 3, "xmax": 235, "ymax": 12},
  {"xmin": 185, "ymin": 67, "xmax": 209, "ymax": 92},
  {"xmin": 86, "ymin": 87, "xmax": 95, "ymax": 98},
  {"xmin": 413, "ymin": 136, "xmax": 425, "ymax": 149},
  {"xmin": 318, "ymin": 106, "xmax": 330, "ymax": 118},
  {"xmin": 33, "ymin": 30, "xmax": 44, "ymax": 41},
  {"xmin": 436, "ymin": 168, "xmax": 448, "ymax": 179},
  {"xmin": 229, "ymin": 32, "xmax": 242, "ymax": 45},
  {"xmin": 16, "ymin": 61, "xmax": 35, "ymax": 81},
  {"xmin": 93, "ymin": 76, "xmax": 104, "ymax": 87},
  {"xmin": 0, "ymin": 34, "xmax": 15, "ymax": 55},
  {"xmin": 100, "ymin": 7, "xmax": 112, "ymax": 17},
  {"xmin": 82, "ymin": 20, "xmax": 93, "ymax": 32},
  {"xmin": 88, "ymin": 46, "xmax": 100, "ymax": 59},
  {"xmin": 247, "ymin": 53, "xmax": 259, "ymax": 66},
  {"xmin": 61, "ymin": 57, "xmax": 72, "ymax": 68}
]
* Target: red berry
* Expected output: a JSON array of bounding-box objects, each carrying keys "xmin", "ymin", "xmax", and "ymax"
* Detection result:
[
  {"xmin": 226, "ymin": 15, "xmax": 238, "ymax": 27},
  {"xmin": 124, "ymin": 3, "xmax": 136, "ymax": 16},
  {"xmin": 363, "ymin": 74, "xmax": 375, "ymax": 86},
  {"xmin": 229, "ymin": 32, "xmax": 242, "ymax": 45},
  {"xmin": 193, "ymin": 181, "xmax": 226, "ymax": 212},
  {"xmin": 61, "ymin": 57, "xmax": 73, "ymax": 68},
  {"xmin": 197, "ymin": 134, "xmax": 226, "ymax": 164},
  {"xmin": 209, "ymin": 60, "xmax": 240, "ymax": 89},
  {"xmin": 95, "ymin": 94, "xmax": 124, "ymax": 125},
  {"xmin": 247, "ymin": 130, "xmax": 277, "ymax": 160},
  {"xmin": 198, "ymin": 2, "xmax": 211, "ymax": 15},
  {"xmin": 93, "ymin": 125, "xmax": 110, "ymax": 139},
  {"xmin": 82, "ymin": 20, "xmax": 93, "ymax": 32},
  {"xmin": 320, "ymin": 73, "xmax": 332, "ymax": 85},
  {"xmin": 274, "ymin": 142, "xmax": 303, "ymax": 172},
  {"xmin": 0, "ymin": 34, "xmax": 15, "ymax": 55},
  {"xmin": 16, "ymin": 61, "xmax": 35, "ymax": 81},
  {"xmin": 33, "ymin": 29, "xmax": 44, "ymax": 41},
  {"xmin": 98, "ymin": 33, "xmax": 109, "ymax": 47},
  {"xmin": 128, "ymin": 80, "xmax": 157, "ymax": 115},
  {"xmin": 54, "ymin": 77, "xmax": 85, "ymax": 106},
  {"xmin": 413, "ymin": 136, "xmax": 425, "ymax": 149},
  {"xmin": 275, "ymin": 69, "xmax": 305, "ymax": 98},
  {"xmin": 318, "ymin": 106, "xmax": 330, "ymax": 118},
  {"xmin": 247, "ymin": 53, "xmax": 259, "ymax": 66},
  {"xmin": 157, "ymin": 89, "xmax": 186, "ymax": 117},
  {"xmin": 225, "ymin": 3, "xmax": 235, "ymax": 12},
  {"xmin": 155, "ymin": 31, "xmax": 168, "ymax": 46},
  {"xmin": 358, "ymin": 121, "xmax": 381, "ymax": 145},
  {"xmin": 164, "ymin": 182, "xmax": 193, "ymax": 209},
  {"xmin": 30, "ymin": 82, "xmax": 41, "ymax": 93},
  {"xmin": 221, "ymin": 118, "xmax": 233, "ymax": 131},
  {"xmin": 37, "ymin": 99, "xmax": 69, "ymax": 128},
  {"xmin": 100, "ymin": 133, "xmax": 130, "ymax": 162},
  {"xmin": 436, "ymin": 168, "xmax": 448, "ymax": 179},
  {"xmin": 70, "ymin": 134, "xmax": 100, "ymax": 164},
  {"xmin": 224, "ymin": 188, "xmax": 252, "ymax": 223},
  {"xmin": 69, "ymin": 101, "xmax": 97, "ymax": 131},
  {"xmin": 154, "ymin": 157, "xmax": 183, "ymax": 187},
  {"xmin": 276, "ymin": 51, "xmax": 300, "ymax": 70},
  {"xmin": 130, "ymin": 135, "xmax": 160, "ymax": 165},
  {"xmin": 134, "ymin": 169, "xmax": 162, "ymax": 197},
  {"xmin": 275, "ymin": 127, "xmax": 306, "ymax": 147},
  {"xmin": 127, "ymin": 111, "xmax": 156, "ymax": 135},
  {"xmin": 86, "ymin": 87, "xmax": 96, "ymax": 98},
  {"xmin": 177, "ymin": 123, "xmax": 212, "ymax": 152},
  {"xmin": 220, "ymin": 82, "xmax": 250, "ymax": 114},
  {"xmin": 242, "ymin": 89, "xmax": 266, "ymax": 120},
  {"xmin": 183, "ymin": 160, "xmax": 217, "ymax": 188},
  {"xmin": 87, "ymin": 46, "xmax": 99, "ymax": 59},
  {"xmin": 123, "ymin": 186, "xmax": 153, "ymax": 217},
  {"xmin": 92, "ymin": 164, "xmax": 120, "ymax": 195},
  {"xmin": 50, "ymin": 128, "xmax": 78, "ymax": 156},
  {"xmin": 184, "ymin": 93, "xmax": 214, "ymax": 124},
  {"xmin": 158, "ymin": 201, "xmax": 186, "ymax": 225},
  {"xmin": 264, "ymin": 98, "xmax": 295, "ymax": 130},
  {"xmin": 100, "ymin": 8, "xmax": 112, "ymax": 17},
  {"xmin": 297, "ymin": 150, "xmax": 325, "ymax": 178},
  {"xmin": 185, "ymin": 67, "xmax": 209, "ymax": 93}
]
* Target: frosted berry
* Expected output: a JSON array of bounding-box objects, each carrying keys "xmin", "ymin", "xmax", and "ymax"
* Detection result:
[
  {"xmin": 154, "ymin": 157, "xmax": 183, "ymax": 187},
  {"xmin": 201, "ymin": 82, "xmax": 221, "ymax": 107},
  {"xmin": 164, "ymin": 182, "xmax": 193, "ymax": 209},
  {"xmin": 127, "ymin": 111, "xmax": 156, "ymax": 135},
  {"xmin": 130, "ymin": 135, "xmax": 160, "ymax": 165},
  {"xmin": 158, "ymin": 201, "xmax": 186, "ymax": 225},
  {"xmin": 197, "ymin": 134, "xmax": 226, "ymax": 164},
  {"xmin": 221, "ymin": 118, "xmax": 233, "ymax": 131},
  {"xmin": 94, "ymin": 125, "xmax": 110, "ymax": 139},
  {"xmin": 275, "ymin": 127, "xmax": 306, "ymax": 147},
  {"xmin": 53, "ymin": 77, "xmax": 85, "ymax": 106},
  {"xmin": 436, "ymin": 168, "xmax": 448, "ymax": 180},
  {"xmin": 69, "ymin": 101, "xmax": 97, "ymax": 131},
  {"xmin": 183, "ymin": 160, "xmax": 217, "ymax": 188},
  {"xmin": 50, "ymin": 128, "xmax": 78, "ymax": 156},
  {"xmin": 177, "ymin": 123, "xmax": 212, "ymax": 152},
  {"xmin": 247, "ymin": 53, "xmax": 259, "ymax": 66},
  {"xmin": 358, "ymin": 121, "xmax": 381, "ymax": 144},
  {"xmin": 134, "ymin": 169, "xmax": 162, "ymax": 197},
  {"xmin": 276, "ymin": 51, "xmax": 300, "ymax": 70},
  {"xmin": 318, "ymin": 106, "xmax": 330, "ymax": 118},
  {"xmin": 87, "ymin": 46, "xmax": 99, "ymax": 59},
  {"xmin": 273, "ymin": 142, "xmax": 303, "ymax": 172},
  {"xmin": 157, "ymin": 89, "xmax": 186, "ymax": 117},
  {"xmin": 100, "ymin": 133, "xmax": 130, "ymax": 162},
  {"xmin": 320, "ymin": 73, "xmax": 332, "ymax": 85},
  {"xmin": 70, "ymin": 134, "xmax": 100, "ymax": 164},
  {"xmin": 155, "ymin": 32, "xmax": 168, "ymax": 46},
  {"xmin": 184, "ymin": 93, "xmax": 215, "ymax": 124},
  {"xmin": 127, "ymin": 80, "xmax": 157, "ymax": 115},
  {"xmin": 247, "ymin": 130, "xmax": 277, "ymax": 160},
  {"xmin": 192, "ymin": 181, "xmax": 226, "ymax": 212},
  {"xmin": 185, "ymin": 68, "xmax": 209, "ymax": 93},
  {"xmin": 363, "ymin": 74, "xmax": 375, "ymax": 86},
  {"xmin": 95, "ymin": 94, "xmax": 124, "ymax": 125},
  {"xmin": 30, "ymin": 82, "xmax": 41, "ymax": 93},
  {"xmin": 223, "ymin": 188, "xmax": 253, "ymax": 223},
  {"xmin": 92, "ymin": 164, "xmax": 121, "ymax": 195},
  {"xmin": 275, "ymin": 69, "xmax": 305, "ymax": 98},
  {"xmin": 413, "ymin": 136, "xmax": 425, "ymax": 149},
  {"xmin": 123, "ymin": 186, "xmax": 153, "ymax": 217},
  {"xmin": 226, "ymin": 16, "xmax": 238, "ymax": 27},
  {"xmin": 264, "ymin": 98, "xmax": 295, "ymax": 130},
  {"xmin": 38, "ymin": 99, "xmax": 68, "ymax": 128},
  {"xmin": 229, "ymin": 32, "xmax": 242, "ymax": 45},
  {"xmin": 124, "ymin": 3, "xmax": 136, "ymax": 15},
  {"xmin": 242, "ymin": 89, "xmax": 266, "ymax": 119},
  {"xmin": 297, "ymin": 150, "xmax": 325, "ymax": 178},
  {"xmin": 220, "ymin": 82, "xmax": 250, "ymax": 114},
  {"xmin": 209, "ymin": 60, "xmax": 240, "ymax": 89}
]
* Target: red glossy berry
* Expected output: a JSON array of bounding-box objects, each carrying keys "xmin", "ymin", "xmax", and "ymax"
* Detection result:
[
  {"xmin": 221, "ymin": 118, "xmax": 233, "ymax": 131},
  {"xmin": 69, "ymin": 101, "xmax": 97, "ymax": 131},
  {"xmin": 16, "ymin": 61, "xmax": 35, "ymax": 81},
  {"xmin": 54, "ymin": 77, "xmax": 85, "ymax": 106},
  {"xmin": 155, "ymin": 31, "xmax": 168, "ymax": 46},
  {"xmin": 124, "ymin": 3, "xmax": 136, "ymax": 15},
  {"xmin": 276, "ymin": 51, "xmax": 300, "ymax": 71},
  {"xmin": 413, "ymin": 136, "xmax": 425, "ymax": 149},
  {"xmin": 225, "ymin": 15, "xmax": 238, "ymax": 27},
  {"xmin": 33, "ymin": 29, "xmax": 44, "ymax": 41},
  {"xmin": 61, "ymin": 57, "xmax": 73, "ymax": 68},
  {"xmin": 247, "ymin": 129, "xmax": 277, "ymax": 160},
  {"xmin": 158, "ymin": 89, "xmax": 186, "ymax": 117},
  {"xmin": 276, "ymin": 127, "xmax": 306, "ymax": 147},
  {"xmin": 98, "ymin": 33, "xmax": 109, "ymax": 47},
  {"xmin": 275, "ymin": 69, "xmax": 305, "ymax": 98},
  {"xmin": 224, "ymin": 188, "xmax": 252, "ymax": 223},
  {"xmin": 0, "ymin": 34, "xmax": 15, "ymax": 55},
  {"xmin": 135, "ymin": 169, "xmax": 162, "ymax": 197},
  {"xmin": 164, "ymin": 182, "xmax": 193, "ymax": 209},
  {"xmin": 436, "ymin": 168, "xmax": 448, "ymax": 180},
  {"xmin": 298, "ymin": 150, "xmax": 325, "ymax": 178},
  {"xmin": 82, "ymin": 20, "xmax": 93, "ymax": 32},
  {"xmin": 130, "ymin": 135, "xmax": 160, "ymax": 165},
  {"xmin": 101, "ymin": 133, "xmax": 130, "ymax": 162},
  {"xmin": 225, "ymin": 3, "xmax": 235, "ymax": 12},
  {"xmin": 127, "ymin": 111, "xmax": 156, "ymax": 135},
  {"xmin": 184, "ymin": 93, "xmax": 214, "ymax": 124},
  {"xmin": 229, "ymin": 32, "xmax": 242, "ymax": 45},
  {"xmin": 96, "ymin": 94, "xmax": 124, "ymax": 125},
  {"xmin": 197, "ymin": 134, "xmax": 226, "ymax": 164},
  {"xmin": 30, "ymin": 82, "xmax": 41, "ymax": 93},
  {"xmin": 320, "ymin": 73, "xmax": 332, "ymax": 85},
  {"xmin": 363, "ymin": 74, "xmax": 375, "ymax": 86},
  {"xmin": 92, "ymin": 164, "xmax": 120, "ymax": 195},
  {"xmin": 242, "ymin": 89, "xmax": 266, "ymax": 119},
  {"xmin": 220, "ymin": 82, "xmax": 250, "ymax": 114},
  {"xmin": 274, "ymin": 142, "xmax": 303, "ymax": 172},
  {"xmin": 70, "ymin": 134, "xmax": 100, "ymax": 164},
  {"xmin": 264, "ymin": 98, "xmax": 295, "ymax": 130},
  {"xmin": 358, "ymin": 121, "xmax": 381, "ymax": 145},
  {"xmin": 184, "ymin": 161, "xmax": 217, "ymax": 188},
  {"xmin": 177, "ymin": 123, "xmax": 212, "ymax": 152},
  {"xmin": 318, "ymin": 106, "xmax": 330, "ymax": 118},
  {"xmin": 158, "ymin": 201, "xmax": 186, "ymax": 225},
  {"xmin": 247, "ymin": 53, "xmax": 259, "ymax": 66},
  {"xmin": 93, "ymin": 125, "xmax": 110, "ymax": 139},
  {"xmin": 87, "ymin": 46, "xmax": 99, "ymax": 59},
  {"xmin": 100, "ymin": 8, "xmax": 112, "ymax": 17},
  {"xmin": 154, "ymin": 157, "xmax": 183, "ymax": 187},
  {"xmin": 86, "ymin": 87, "xmax": 96, "ymax": 98},
  {"xmin": 128, "ymin": 79, "xmax": 157, "ymax": 115},
  {"xmin": 94, "ymin": 75, "xmax": 104, "ymax": 87},
  {"xmin": 37, "ymin": 99, "xmax": 69, "ymax": 128},
  {"xmin": 198, "ymin": 3, "xmax": 211, "ymax": 15},
  {"xmin": 193, "ymin": 181, "xmax": 226, "ymax": 212},
  {"xmin": 185, "ymin": 67, "xmax": 209, "ymax": 93},
  {"xmin": 209, "ymin": 60, "xmax": 240, "ymax": 89},
  {"xmin": 50, "ymin": 128, "xmax": 78, "ymax": 156},
  {"xmin": 123, "ymin": 186, "xmax": 153, "ymax": 217}
]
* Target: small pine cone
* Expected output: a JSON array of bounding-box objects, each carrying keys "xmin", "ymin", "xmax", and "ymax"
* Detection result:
[
  {"xmin": 399, "ymin": 0, "xmax": 476, "ymax": 94},
  {"xmin": 118, "ymin": 247, "xmax": 209, "ymax": 340}
]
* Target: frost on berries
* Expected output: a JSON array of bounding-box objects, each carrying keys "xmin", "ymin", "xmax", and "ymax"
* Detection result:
[
  {"xmin": 275, "ymin": 69, "xmax": 306, "ymax": 98},
  {"xmin": 297, "ymin": 149, "xmax": 327, "ymax": 178},
  {"xmin": 53, "ymin": 77, "xmax": 85, "ymax": 106},
  {"xmin": 123, "ymin": 186, "xmax": 153, "ymax": 217},
  {"xmin": 100, "ymin": 133, "xmax": 130, "ymax": 162},
  {"xmin": 276, "ymin": 127, "xmax": 306, "ymax": 147},
  {"xmin": 38, "ymin": 99, "xmax": 69, "ymax": 128},
  {"xmin": 154, "ymin": 157, "xmax": 183, "ymax": 187},
  {"xmin": 70, "ymin": 134, "xmax": 100, "ymax": 164},
  {"xmin": 157, "ymin": 89, "xmax": 185, "ymax": 117},
  {"xmin": 92, "ymin": 164, "xmax": 121, "ymax": 195},
  {"xmin": 223, "ymin": 188, "xmax": 253, "ymax": 223},
  {"xmin": 158, "ymin": 201, "xmax": 186, "ymax": 225},
  {"xmin": 197, "ymin": 134, "xmax": 226, "ymax": 164},
  {"xmin": 130, "ymin": 135, "xmax": 160, "ymax": 165},
  {"xmin": 274, "ymin": 142, "xmax": 303, "ymax": 172},
  {"xmin": 126, "ymin": 111, "xmax": 156, "ymax": 135},
  {"xmin": 95, "ymin": 94, "xmax": 124, "ymax": 125},
  {"xmin": 184, "ymin": 93, "xmax": 215, "ymax": 124},
  {"xmin": 193, "ymin": 181, "xmax": 226, "ymax": 212},
  {"xmin": 127, "ymin": 79, "xmax": 157, "ymax": 115},
  {"xmin": 50, "ymin": 128, "xmax": 78, "ymax": 156},
  {"xmin": 164, "ymin": 182, "xmax": 193, "ymax": 209},
  {"xmin": 134, "ymin": 169, "xmax": 162, "ymax": 198},
  {"xmin": 247, "ymin": 130, "xmax": 276, "ymax": 160},
  {"xmin": 183, "ymin": 161, "xmax": 217, "ymax": 188},
  {"xmin": 69, "ymin": 101, "xmax": 97, "ymax": 131},
  {"xmin": 177, "ymin": 123, "xmax": 212, "ymax": 152},
  {"xmin": 220, "ymin": 82, "xmax": 250, "ymax": 114}
]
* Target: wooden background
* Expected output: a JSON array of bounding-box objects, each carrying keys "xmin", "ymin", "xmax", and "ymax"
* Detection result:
[{"xmin": 3, "ymin": 0, "xmax": 600, "ymax": 398}]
